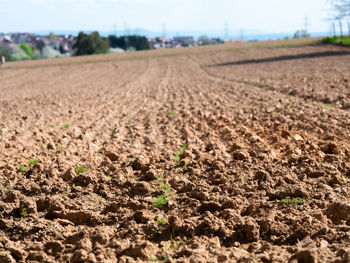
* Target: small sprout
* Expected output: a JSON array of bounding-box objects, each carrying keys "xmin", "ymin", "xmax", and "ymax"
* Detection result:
[
  {"xmin": 166, "ymin": 110, "xmax": 175, "ymax": 116},
  {"xmin": 60, "ymin": 124, "xmax": 69, "ymax": 129},
  {"xmin": 152, "ymin": 228, "xmax": 161, "ymax": 234},
  {"xmin": 89, "ymin": 195, "xmax": 105, "ymax": 207},
  {"xmin": 112, "ymin": 127, "xmax": 116, "ymax": 132},
  {"xmin": 21, "ymin": 208, "xmax": 27, "ymax": 218},
  {"xmin": 1, "ymin": 185, "xmax": 12, "ymax": 197},
  {"xmin": 18, "ymin": 165, "xmax": 28, "ymax": 173},
  {"xmin": 282, "ymin": 197, "xmax": 306, "ymax": 206},
  {"xmin": 183, "ymin": 159, "xmax": 187, "ymax": 172},
  {"xmin": 150, "ymin": 255, "xmax": 158, "ymax": 261},
  {"xmin": 173, "ymin": 144, "xmax": 186, "ymax": 165},
  {"xmin": 46, "ymin": 122, "xmax": 53, "ymax": 127},
  {"xmin": 155, "ymin": 174, "xmax": 163, "ymax": 180},
  {"xmin": 56, "ymin": 146, "xmax": 64, "ymax": 152},
  {"xmin": 57, "ymin": 232, "xmax": 62, "ymax": 239},
  {"xmin": 160, "ymin": 184, "xmax": 170, "ymax": 191},
  {"xmin": 173, "ymin": 155, "xmax": 180, "ymax": 165},
  {"xmin": 156, "ymin": 216, "xmax": 167, "ymax": 225},
  {"xmin": 28, "ymin": 158, "xmax": 39, "ymax": 166},
  {"xmin": 126, "ymin": 116, "xmax": 132, "ymax": 122},
  {"xmin": 153, "ymin": 194, "xmax": 168, "ymax": 208},
  {"xmin": 74, "ymin": 165, "xmax": 87, "ymax": 174},
  {"xmin": 322, "ymin": 103, "xmax": 335, "ymax": 108}
]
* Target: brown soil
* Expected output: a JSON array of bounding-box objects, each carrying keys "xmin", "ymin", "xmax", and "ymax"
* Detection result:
[{"xmin": 0, "ymin": 40, "xmax": 350, "ymax": 263}]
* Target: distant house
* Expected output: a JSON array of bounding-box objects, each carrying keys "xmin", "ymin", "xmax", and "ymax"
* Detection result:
[
  {"xmin": 3, "ymin": 35, "xmax": 12, "ymax": 44},
  {"xmin": 149, "ymin": 37, "xmax": 171, "ymax": 49},
  {"xmin": 173, "ymin": 36, "xmax": 194, "ymax": 47}
]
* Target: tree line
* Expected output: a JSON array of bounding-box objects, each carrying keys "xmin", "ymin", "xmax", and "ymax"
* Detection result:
[{"xmin": 73, "ymin": 31, "xmax": 149, "ymax": 56}]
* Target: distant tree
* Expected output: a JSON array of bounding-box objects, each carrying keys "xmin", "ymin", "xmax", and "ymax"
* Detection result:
[
  {"xmin": 19, "ymin": 43, "xmax": 33, "ymax": 58},
  {"xmin": 198, "ymin": 35, "xmax": 210, "ymax": 45},
  {"xmin": 73, "ymin": 31, "xmax": 109, "ymax": 56},
  {"xmin": 59, "ymin": 44, "xmax": 65, "ymax": 54},
  {"xmin": 108, "ymin": 35, "xmax": 126, "ymax": 49},
  {"xmin": 49, "ymin": 32, "xmax": 57, "ymax": 43},
  {"xmin": 36, "ymin": 40, "xmax": 45, "ymax": 56},
  {"xmin": 108, "ymin": 35, "xmax": 149, "ymax": 51},
  {"xmin": 331, "ymin": 0, "xmax": 350, "ymax": 19},
  {"xmin": 0, "ymin": 44, "xmax": 12, "ymax": 61},
  {"xmin": 127, "ymin": 35, "xmax": 149, "ymax": 50},
  {"xmin": 293, "ymin": 30, "xmax": 310, "ymax": 39}
]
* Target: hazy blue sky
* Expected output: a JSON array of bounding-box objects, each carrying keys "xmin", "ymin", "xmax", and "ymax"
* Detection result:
[{"xmin": 0, "ymin": 0, "xmax": 333, "ymax": 34}]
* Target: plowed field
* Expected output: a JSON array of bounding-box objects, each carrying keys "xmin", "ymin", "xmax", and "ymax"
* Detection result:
[{"xmin": 1, "ymin": 40, "xmax": 350, "ymax": 263}]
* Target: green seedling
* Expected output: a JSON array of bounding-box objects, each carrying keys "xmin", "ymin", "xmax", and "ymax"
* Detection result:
[
  {"xmin": 60, "ymin": 124, "xmax": 69, "ymax": 129},
  {"xmin": 126, "ymin": 116, "xmax": 132, "ymax": 122},
  {"xmin": 46, "ymin": 122, "xmax": 53, "ymax": 127},
  {"xmin": 153, "ymin": 194, "xmax": 168, "ymax": 208},
  {"xmin": 166, "ymin": 110, "xmax": 175, "ymax": 116},
  {"xmin": 282, "ymin": 197, "xmax": 306, "ymax": 206},
  {"xmin": 74, "ymin": 165, "xmax": 87, "ymax": 174},
  {"xmin": 21, "ymin": 208, "xmax": 27, "ymax": 218},
  {"xmin": 28, "ymin": 158, "xmax": 39, "ymax": 166},
  {"xmin": 322, "ymin": 103, "xmax": 335, "ymax": 108},
  {"xmin": 169, "ymin": 239, "xmax": 185, "ymax": 250},
  {"xmin": 18, "ymin": 165, "xmax": 28, "ymax": 173},
  {"xmin": 89, "ymin": 195, "xmax": 105, "ymax": 207},
  {"xmin": 57, "ymin": 232, "xmax": 62, "ymax": 239},
  {"xmin": 150, "ymin": 255, "xmax": 158, "ymax": 261},
  {"xmin": 156, "ymin": 174, "xmax": 163, "ymax": 180},
  {"xmin": 1, "ymin": 185, "xmax": 12, "ymax": 197},
  {"xmin": 156, "ymin": 216, "xmax": 167, "ymax": 225},
  {"xmin": 152, "ymin": 228, "xmax": 161, "ymax": 234},
  {"xmin": 173, "ymin": 144, "xmax": 186, "ymax": 165},
  {"xmin": 56, "ymin": 146, "xmax": 64, "ymax": 152},
  {"xmin": 160, "ymin": 184, "xmax": 170, "ymax": 191}
]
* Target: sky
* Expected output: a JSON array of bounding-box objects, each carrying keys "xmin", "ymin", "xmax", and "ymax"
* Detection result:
[{"xmin": 0, "ymin": 0, "xmax": 334, "ymax": 35}]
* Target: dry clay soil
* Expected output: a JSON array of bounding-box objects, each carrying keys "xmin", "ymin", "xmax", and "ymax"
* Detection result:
[{"xmin": 0, "ymin": 40, "xmax": 350, "ymax": 263}]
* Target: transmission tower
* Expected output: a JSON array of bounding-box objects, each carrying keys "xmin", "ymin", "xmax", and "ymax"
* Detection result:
[
  {"xmin": 224, "ymin": 21, "xmax": 228, "ymax": 39},
  {"xmin": 162, "ymin": 23, "xmax": 166, "ymax": 37}
]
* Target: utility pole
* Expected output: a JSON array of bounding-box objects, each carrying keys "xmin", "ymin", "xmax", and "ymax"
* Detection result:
[
  {"xmin": 224, "ymin": 21, "xmax": 228, "ymax": 40},
  {"xmin": 240, "ymin": 29, "xmax": 244, "ymax": 41},
  {"xmin": 124, "ymin": 21, "xmax": 129, "ymax": 36},
  {"xmin": 161, "ymin": 23, "xmax": 166, "ymax": 37},
  {"xmin": 113, "ymin": 22, "xmax": 117, "ymax": 36},
  {"xmin": 304, "ymin": 16, "xmax": 308, "ymax": 32}
]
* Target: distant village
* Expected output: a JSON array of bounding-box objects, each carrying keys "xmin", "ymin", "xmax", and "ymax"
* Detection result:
[{"xmin": 0, "ymin": 32, "xmax": 236, "ymax": 62}]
